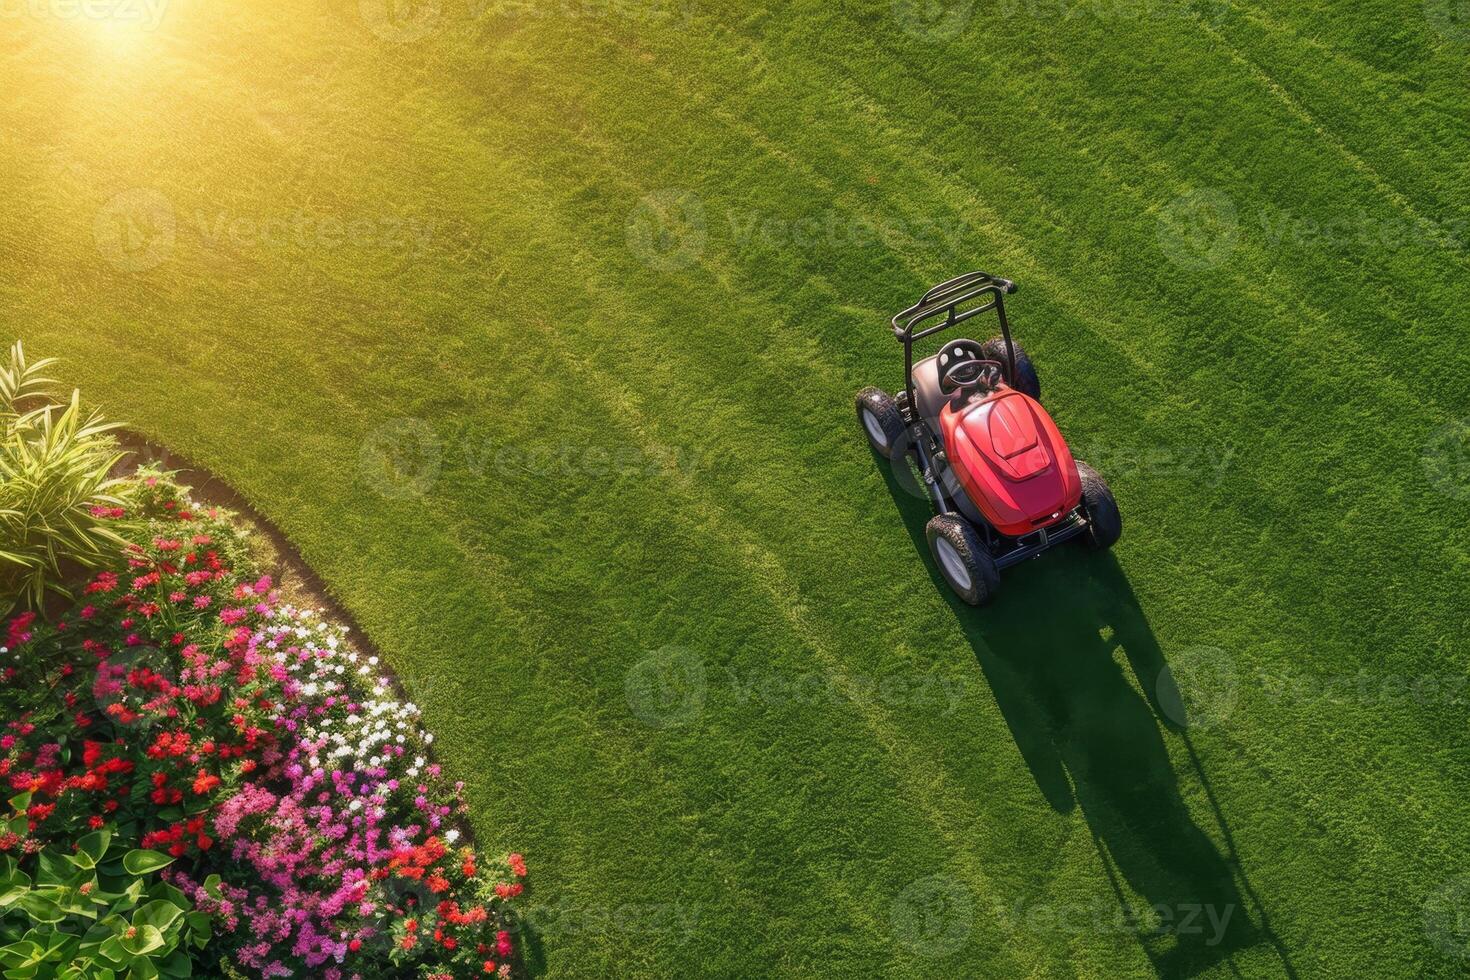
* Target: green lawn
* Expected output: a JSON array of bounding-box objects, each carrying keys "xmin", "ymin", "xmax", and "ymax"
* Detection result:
[{"xmin": 4, "ymin": 0, "xmax": 1470, "ymax": 975}]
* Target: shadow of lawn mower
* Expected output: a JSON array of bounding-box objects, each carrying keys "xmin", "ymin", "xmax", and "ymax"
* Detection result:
[{"xmin": 857, "ymin": 271, "xmax": 1122, "ymax": 605}]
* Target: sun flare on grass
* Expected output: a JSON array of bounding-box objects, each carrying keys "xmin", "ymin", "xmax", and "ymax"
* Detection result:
[{"xmin": 29, "ymin": 0, "xmax": 171, "ymax": 47}]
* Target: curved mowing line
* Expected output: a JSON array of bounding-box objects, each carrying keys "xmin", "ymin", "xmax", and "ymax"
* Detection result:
[
  {"xmin": 621, "ymin": 8, "xmax": 1457, "ymax": 431},
  {"xmin": 604, "ymin": 30, "xmax": 1159, "ymax": 381},
  {"xmin": 1203, "ymin": 0, "xmax": 1470, "ymax": 239},
  {"xmin": 820, "ymin": 8, "xmax": 1461, "ymax": 418},
  {"xmin": 1191, "ymin": 17, "xmax": 1465, "ymax": 260},
  {"xmin": 1220, "ymin": 0, "xmax": 1470, "ymax": 129}
]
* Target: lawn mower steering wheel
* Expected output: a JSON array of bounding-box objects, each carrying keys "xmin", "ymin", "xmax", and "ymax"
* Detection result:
[{"xmin": 937, "ymin": 340, "xmax": 1004, "ymax": 397}]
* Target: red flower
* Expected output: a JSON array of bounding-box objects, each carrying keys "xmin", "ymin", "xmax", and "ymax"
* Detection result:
[
  {"xmin": 5, "ymin": 612, "xmax": 36, "ymax": 648},
  {"xmin": 84, "ymin": 572, "xmax": 118, "ymax": 594},
  {"xmin": 82, "ymin": 741, "xmax": 104, "ymax": 768},
  {"xmin": 191, "ymin": 770, "xmax": 220, "ymax": 795}
]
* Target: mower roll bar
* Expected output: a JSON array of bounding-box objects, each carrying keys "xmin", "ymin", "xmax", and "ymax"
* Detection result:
[{"xmin": 892, "ymin": 271, "xmax": 1019, "ymax": 421}]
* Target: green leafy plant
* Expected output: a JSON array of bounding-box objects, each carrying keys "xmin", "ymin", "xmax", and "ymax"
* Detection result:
[
  {"xmin": 0, "ymin": 345, "xmax": 57, "ymax": 416},
  {"xmin": 0, "ymin": 343, "xmax": 134, "ymax": 614},
  {"xmin": 0, "ymin": 795, "xmax": 209, "ymax": 979}
]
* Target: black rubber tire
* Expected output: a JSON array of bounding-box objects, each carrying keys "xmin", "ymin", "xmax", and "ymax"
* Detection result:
[
  {"xmin": 981, "ymin": 337, "xmax": 1041, "ymax": 400},
  {"xmin": 1076, "ymin": 461, "xmax": 1122, "ymax": 550},
  {"xmin": 924, "ymin": 514, "xmax": 1001, "ymax": 606},
  {"xmin": 856, "ymin": 387, "xmax": 907, "ymax": 460}
]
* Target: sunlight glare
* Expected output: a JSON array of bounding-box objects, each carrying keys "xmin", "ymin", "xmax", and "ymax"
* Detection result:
[{"xmin": 32, "ymin": 0, "xmax": 170, "ymax": 46}]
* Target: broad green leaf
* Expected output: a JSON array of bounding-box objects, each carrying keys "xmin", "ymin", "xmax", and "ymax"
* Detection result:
[
  {"xmin": 96, "ymin": 935, "xmax": 128, "ymax": 967},
  {"xmin": 120, "ymin": 851, "xmax": 172, "ymax": 877},
  {"xmin": 118, "ymin": 923, "xmax": 164, "ymax": 957},
  {"xmin": 125, "ymin": 949, "xmax": 161, "ymax": 979},
  {"xmin": 131, "ymin": 900, "xmax": 182, "ymax": 934},
  {"xmin": 158, "ymin": 950, "xmax": 191, "ymax": 978},
  {"xmin": 35, "ymin": 850, "xmax": 74, "ymax": 885},
  {"xmin": 77, "ymin": 830, "xmax": 111, "ymax": 867},
  {"xmin": 15, "ymin": 892, "xmax": 62, "ymax": 924},
  {"xmin": 0, "ymin": 942, "xmax": 39, "ymax": 969}
]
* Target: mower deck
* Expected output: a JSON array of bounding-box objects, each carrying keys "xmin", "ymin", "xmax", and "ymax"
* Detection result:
[{"xmin": 903, "ymin": 423, "xmax": 1087, "ymax": 569}]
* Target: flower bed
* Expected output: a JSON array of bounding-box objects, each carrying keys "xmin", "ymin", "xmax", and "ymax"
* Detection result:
[{"xmin": 0, "ymin": 472, "xmax": 526, "ymax": 978}]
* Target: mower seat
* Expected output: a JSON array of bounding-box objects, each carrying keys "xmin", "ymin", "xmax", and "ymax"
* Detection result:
[{"xmin": 910, "ymin": 345, "xmax": 979, "ymax": 427}]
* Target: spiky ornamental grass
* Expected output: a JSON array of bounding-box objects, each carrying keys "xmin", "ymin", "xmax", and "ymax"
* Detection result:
[{"xmin": 0, "ymin": 343, "xmax": 134, "ymax": 614}]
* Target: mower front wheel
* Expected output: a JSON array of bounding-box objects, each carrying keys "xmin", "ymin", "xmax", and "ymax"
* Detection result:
[
  {"xmin": 925, "ymin": 515, "xmax": 1000, "ymax": 606},
  {"xmin": 856, "ymin": 387, "xmax": 907, "ymax": 460},
  {"xmin": 1076, "ymin": 462, "xmax": 1122, "ymax": 550}
]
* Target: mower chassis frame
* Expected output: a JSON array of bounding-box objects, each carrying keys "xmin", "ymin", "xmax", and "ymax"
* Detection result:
[
  {"xmin": 890, "ymin": 270, "xmax": 1020, "ymax": 425},
  {"xmin": 891, "ymin": 273, "xmax": 1086, "ymax": 570}
]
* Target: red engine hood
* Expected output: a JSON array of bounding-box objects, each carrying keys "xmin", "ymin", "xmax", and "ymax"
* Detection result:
[{"xmin": 939, "ymin": 390, "xmax": 1082, "ymax": 537}]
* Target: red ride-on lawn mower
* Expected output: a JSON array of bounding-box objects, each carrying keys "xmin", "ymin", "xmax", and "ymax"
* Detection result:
[{"xmin": 857, "ymin": 271, "xmax": 1121, "ymax": 605}]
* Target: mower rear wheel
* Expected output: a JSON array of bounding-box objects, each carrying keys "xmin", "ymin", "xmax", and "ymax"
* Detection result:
[
  {"xmin": 1076, "ymin": 462, "xmax": 1122, "ymax": 550},
  {"xmin": 925, "ymin": 515, "xmax": 1001, "ymax": 606},
  {"xmin": 856, "ymin": 387, "xmax": 907, "ymax": 460},
  {"xmin": 982, "ymin": 337, "xmax": 1041, "ymax": 400}
]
